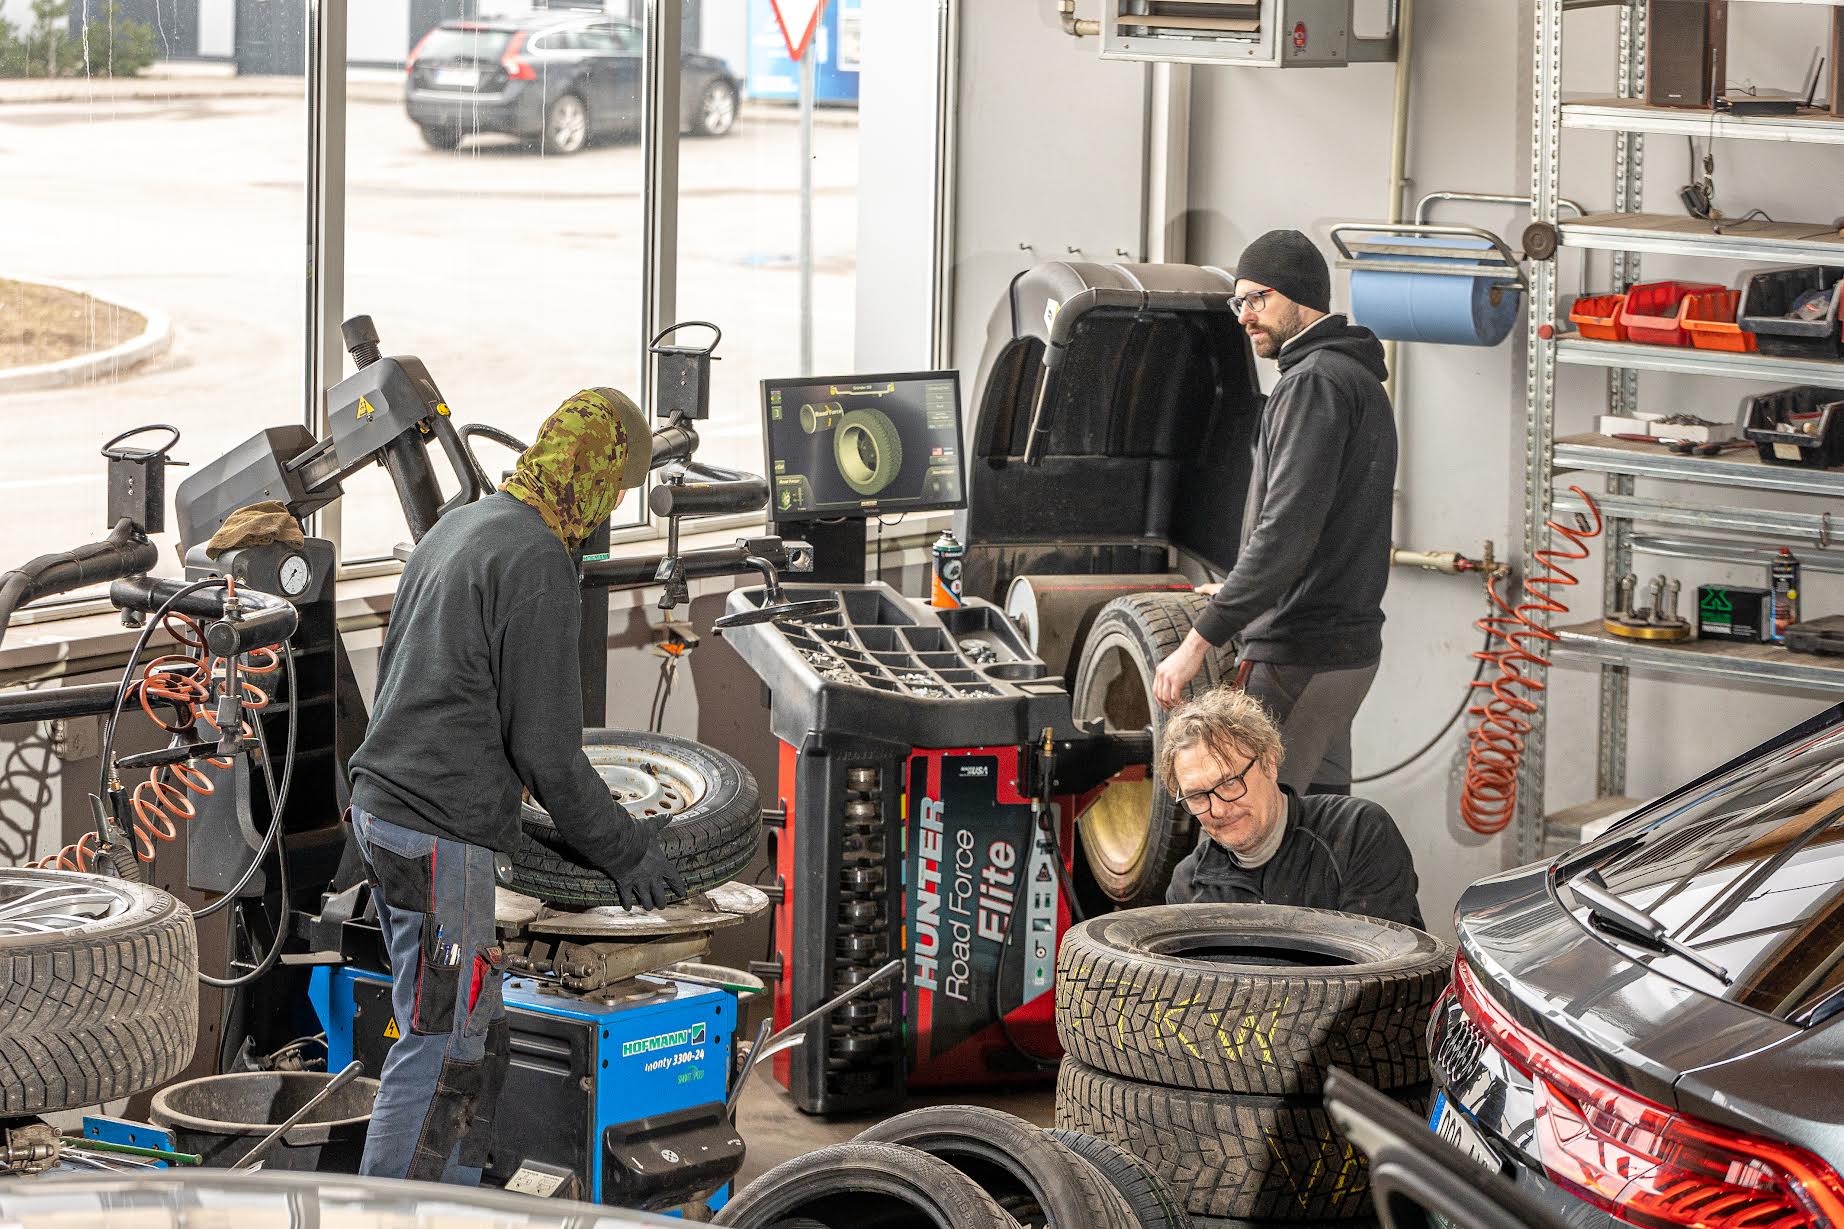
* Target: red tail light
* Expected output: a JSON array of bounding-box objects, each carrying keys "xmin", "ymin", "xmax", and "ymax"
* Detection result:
[
  {"xmin": 1453, "ymin": 955, "xmax": 1844, "ymax": 1229},
  {"xmin": 501, "ymin": 31, "xmax": 535, "ymax": 81},
  {"xmin": 405, "ymin": 27, "xmax": 436, "ymax": 72}
]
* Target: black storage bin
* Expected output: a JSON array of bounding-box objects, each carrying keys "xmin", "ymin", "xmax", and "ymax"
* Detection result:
[
  {"xmin": 1737, "ymin": 266, "xmax": 1844, "ymax": 358},
  {"xmin": 1741, "ymin": 385, "xmax": 1844, "ymax": 468}
]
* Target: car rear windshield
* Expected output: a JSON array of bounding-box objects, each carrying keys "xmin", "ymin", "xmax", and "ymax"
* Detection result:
[
  {"xmin": 417, "ymin": 27, "xmax": 513, "ymax": 61},
  {"xmin": 1582, "ymin": 714, "xmax": 1844, "ymax": 1024}
]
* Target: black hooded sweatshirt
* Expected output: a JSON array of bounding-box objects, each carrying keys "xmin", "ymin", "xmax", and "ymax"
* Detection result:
[{"xmin": 1193, "ymin": 315, "xmax": 1397, "ymax": 668}]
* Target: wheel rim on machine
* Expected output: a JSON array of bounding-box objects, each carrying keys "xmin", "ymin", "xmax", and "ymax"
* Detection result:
[
  {"xmin": 531, "ymin": 744, "xmax": 707, "ymax": 821},
  {"xmin": 838, "ymin": 423, "xmax": 884, "ymax": 488},
  {"xmin": 1072, "ymin": 628, "xmax": 1161, "ymax": 884},
  {"xmin": 0, "ymin": 876, "xmax": 132, "ymax": 937}
]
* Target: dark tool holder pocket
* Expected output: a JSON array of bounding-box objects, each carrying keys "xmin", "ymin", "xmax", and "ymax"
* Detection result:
[
  {"xmin": 367, "ymin": 840, "xmax": 434, "ymax": 913},
  {"xmin": 413, "ymin": 923, "xmax": 463, "ymax": 1035},
  {"xmin": 464, "ymin": 944, "xmax": 506, "ymax": 1034}
]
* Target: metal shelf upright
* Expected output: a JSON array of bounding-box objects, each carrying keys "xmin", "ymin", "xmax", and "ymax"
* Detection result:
[{"xmin": 1520, "ymin": 0, "xmax": 1844, "ymax": 863}]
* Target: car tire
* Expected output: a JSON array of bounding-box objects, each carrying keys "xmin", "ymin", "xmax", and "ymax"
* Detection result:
[
  {"xmin": 0, "ymin": 868, "xmax": 199, "ymax": 1115},
  {"xmin": 854, "ymin": 1104, "xmax": 1139, "ymax": 1229},
  {"xmin": 417, "ymin": 123, "xmax": 463, "ymax": 151},
  {"xmin": 1058, "ymin": 1059, "xmax": 1426, "ymax": 1223},
  {"xmin": 542, "ymin": 92, "xmax": 589, "ymax": 155},
  {"xmin": 1069, "ymin": 592, "xmax": 1232, "ymax": 907},
  {"xmin": 692, "ymin": 79, "xmax": 739, "ymax": 137},
  {"xmin": 1045, "ymin": 1127, "xmax": 1193, "ymax": 1229},
  {"xmin": 714, "ymin": 1141, "xmax": 1019, "ymax": 1229},
  {"xmin": 833, "ymin": 408, "xmax": 904, "ymax": 496},
  {"xmin": 1055, "ymin": 904, "xmax": 1451, "ymax": 1096},
  {"xmin": 498, "ymin": 729, "xmax": 760, "ymax": 905}
]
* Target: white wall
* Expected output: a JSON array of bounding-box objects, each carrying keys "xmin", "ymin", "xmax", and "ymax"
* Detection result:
[
  {"xmin": 948, "ymin": 1, "xmax": 1150, "ymax": 381},
  {"xmin": 950, "ymin": 0, "xmax": 1844, "ymax": 937}
]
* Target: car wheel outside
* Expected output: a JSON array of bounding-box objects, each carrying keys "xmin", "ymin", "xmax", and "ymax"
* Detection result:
[
  {"xmin": 543, "ymin": 93, "xmax": 588, "ymax": 155},
  {"xmin": 418, "ymin": 123, "xmax": 463, "ymax": 151},
  {"xmin": 693, "ymin": 79, "xmax": 739, "ymax": 137}
]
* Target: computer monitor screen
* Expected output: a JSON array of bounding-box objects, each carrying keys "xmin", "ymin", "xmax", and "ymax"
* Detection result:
[{"xmin": 761, "ymin": 370, "xmax": 965, "ymax": 522}]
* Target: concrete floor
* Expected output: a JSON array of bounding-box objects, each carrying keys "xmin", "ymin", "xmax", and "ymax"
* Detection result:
[{"xmin": 731, "ymin": 1074, "xmax": 1058, "ymax": 1187}]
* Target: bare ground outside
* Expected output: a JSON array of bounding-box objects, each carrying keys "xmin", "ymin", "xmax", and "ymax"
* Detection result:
[{"xmin": 0, "ymin": 278, "xmax": 147, "ymax": 369}]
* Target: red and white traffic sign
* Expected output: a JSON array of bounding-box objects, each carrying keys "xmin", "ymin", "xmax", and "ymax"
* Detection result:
[{"xmin": 769, "ymin": 0, "xmax": 829, "ymax": 62}]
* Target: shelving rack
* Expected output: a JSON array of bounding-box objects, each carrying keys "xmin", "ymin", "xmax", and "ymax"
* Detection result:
[{"xmin": 1520, "ymin": 0, "xmax": 1844, "ymax": 863}]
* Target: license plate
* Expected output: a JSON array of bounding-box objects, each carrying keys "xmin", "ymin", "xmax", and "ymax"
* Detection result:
[
  {"xmin": 433, "ymin": 67, "xmax": 480, "ymax": 89},
  {"xmin": 1429, "ymin": 1091, "xmax": 1504, "ymax": 1174}
]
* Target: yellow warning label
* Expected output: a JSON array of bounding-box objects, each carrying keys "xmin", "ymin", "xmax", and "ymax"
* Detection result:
[
  {"xmin": 356, "ymin": 395, "xmax": 377, "ymax": 419},
  {"xmin": 382, "ymin": 1016, "xmax": 400, "ymax": 1040}
]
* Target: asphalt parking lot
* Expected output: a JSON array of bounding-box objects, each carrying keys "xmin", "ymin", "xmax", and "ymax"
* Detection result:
[{"xmin": 1, "ymin": 79, "xmax": 859, "ymax": 572}]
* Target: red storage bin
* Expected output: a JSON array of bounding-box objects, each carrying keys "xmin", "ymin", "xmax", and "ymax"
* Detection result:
[
  {"xmin": 1568, "ymin": 293, "xmax": 1629, "ymax": 342},
  {"xmin": 1678, "ymin": 289, "xmax": 1757, "ymax": 353},
  {"xmin": 1622, "ymin": 280, "xmax": 1725, "ymax": 346}
]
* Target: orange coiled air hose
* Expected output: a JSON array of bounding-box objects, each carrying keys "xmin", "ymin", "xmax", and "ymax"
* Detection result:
[
  {"xmin": 1460, "ymin": 488, "xmax": 1604, "ymax": 836},
  {"xmin": 32, "ymin": 617, "xmax": 282, "ymax": 870}
]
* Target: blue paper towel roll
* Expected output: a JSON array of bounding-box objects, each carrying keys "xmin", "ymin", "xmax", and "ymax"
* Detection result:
[{"xmin": 1349, "ymin": 235, "xmax": 1522, "ymax": 347}]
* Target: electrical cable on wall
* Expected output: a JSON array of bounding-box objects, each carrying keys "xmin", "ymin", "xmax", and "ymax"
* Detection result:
[
  {"xmin": 1352, "ymin": 619, "xmax": 1497, "ymax": 785},
  {"xmin": 1460, "ymin": 489, "xmax": 1604, "ymax": 835}
]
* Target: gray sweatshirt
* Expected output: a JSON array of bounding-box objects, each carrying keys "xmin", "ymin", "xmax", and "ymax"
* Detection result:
[
  {"xmin": 350, "ymin": 493, "xmax": 646, "ymax": 879},
  {"xmin": 1193, "ymin": 315, "xmax": 1396, "ymax": 668}
]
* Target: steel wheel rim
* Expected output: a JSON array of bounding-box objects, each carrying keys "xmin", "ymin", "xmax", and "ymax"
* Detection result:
[
  {"xmin": 550, "ymin": 96, "xmax": 586, "ymax": 152},
  {"xmin": 703, "ymin": 84, "xmax": 736, "ymax": 133},
  {"xmin": 0, "ymin": 877, "xmax": 131, "ymax": 937},
  {"xmin": 533, "ymin": 745, "xmax": 707, "ymax": 820},
  {"xmin": 838, "ymin": 423, "xmax": 881, "ymax": 486}
]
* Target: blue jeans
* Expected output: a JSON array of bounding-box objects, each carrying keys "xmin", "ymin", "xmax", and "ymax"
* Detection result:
[{"xmin": 350, "ymin": 808, "xmax": 509, "ymax": 1185}]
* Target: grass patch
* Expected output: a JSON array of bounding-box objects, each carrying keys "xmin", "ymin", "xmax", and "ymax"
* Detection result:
[{"xmin": 0, "ymin": 278, "xmax": 147, "ymax": 369}]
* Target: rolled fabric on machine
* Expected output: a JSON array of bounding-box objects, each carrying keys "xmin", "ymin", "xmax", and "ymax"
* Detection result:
[{"xmin": 1349, "ymin": 235, "xmax": 1522, "ymax": 347}]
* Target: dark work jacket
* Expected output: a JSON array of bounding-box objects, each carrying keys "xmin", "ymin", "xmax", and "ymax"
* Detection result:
[
  {"xmin": 349, "ymin": 494, "xmax": 646, "ymax": 879},
  {"xmin": 1165, "ymin": 788, "xmax": 1424, "ymax": 929},
  {"xmin": 1193, "ymin": 316, "xmax": 1397, "ymax": 668}
]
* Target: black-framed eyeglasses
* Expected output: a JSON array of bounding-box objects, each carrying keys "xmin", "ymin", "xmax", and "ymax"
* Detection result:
[
  {"xmin": 1174, "ymin": 760, "xmax": 1256, "ymax": 815},
  {"xmin": 1229, "ymin": 287, "xmax": 1276, "ymax": 316}
]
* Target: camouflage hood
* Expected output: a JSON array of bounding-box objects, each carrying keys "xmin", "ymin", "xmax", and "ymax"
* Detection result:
[{"xmin": 501, "ymin": 387, "xmax": 652, "ymax": 548}]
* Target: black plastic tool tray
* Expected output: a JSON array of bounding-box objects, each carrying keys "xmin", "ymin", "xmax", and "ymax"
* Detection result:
[
  {"xmin": 720, "ymin": 582, "xmax": 1080, "ymax": 748},
  {"xmin": 1738, "ymin": 266, "xmax": 1844, "ymax": 358},
  {"xmin": 1740, "ymin": 385, "xmax": 1844, "ymax": 468}
]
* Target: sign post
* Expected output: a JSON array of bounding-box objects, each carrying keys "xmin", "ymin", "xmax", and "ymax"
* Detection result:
[{"xmin": 770, "ymin": 0, "xmax": 829, "ymax": 376}]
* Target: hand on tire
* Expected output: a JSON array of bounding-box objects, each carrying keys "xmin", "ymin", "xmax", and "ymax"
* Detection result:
[
  {"xmin": 1193, "ymin": 581, "xmax": 1222, "ymax": 597},
  {"xmin": 1152, "ymin": 635, "xmax": 1208, "ymax": 709},
  {"xmin": 611, "ymin": 814, "xmax": 687, "ymax": 911}
]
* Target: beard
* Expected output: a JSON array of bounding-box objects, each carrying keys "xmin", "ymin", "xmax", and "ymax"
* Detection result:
[{"xmin": 1246, "ymin": 304, "xmax": 1306, "ymax": 358}]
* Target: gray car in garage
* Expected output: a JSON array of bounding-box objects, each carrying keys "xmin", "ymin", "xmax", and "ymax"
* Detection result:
[
  {"xmin": 404, "ymin": 14, "xmax": 742, "ymax": 154},
  {"xmin": 1429, "ymin": 703, "xmax": 1844, "ymax": 1229}
]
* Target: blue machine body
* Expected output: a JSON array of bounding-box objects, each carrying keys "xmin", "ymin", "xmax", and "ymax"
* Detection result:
[{"xmin": 310, "ymin": 965, "xmax": 733, "ymax": 1211}]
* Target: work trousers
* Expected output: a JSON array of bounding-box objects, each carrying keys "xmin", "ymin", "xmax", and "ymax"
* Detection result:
[
  {"xmin": 1233, "ymin": 659, "xmax": 1380, "ymax": 795},
  {"xmin": 350, "ymin": 807, "xmax": 510, "ymax": 1185}
]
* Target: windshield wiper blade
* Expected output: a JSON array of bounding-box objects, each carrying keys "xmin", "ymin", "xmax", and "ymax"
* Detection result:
[{"xmin": 1568, "ymin": 869, "xmax": 1732, "ymax": 985}]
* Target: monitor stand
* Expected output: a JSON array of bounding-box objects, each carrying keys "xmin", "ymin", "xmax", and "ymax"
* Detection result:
[{"xmin": 784, "ymin": 518, "xmax": 869, "ymax": 584}]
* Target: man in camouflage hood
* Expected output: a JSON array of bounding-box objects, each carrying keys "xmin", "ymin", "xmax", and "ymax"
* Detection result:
[{"xmin": 347, "ymin": 387, "xmax": 676, "ymax": 1186}]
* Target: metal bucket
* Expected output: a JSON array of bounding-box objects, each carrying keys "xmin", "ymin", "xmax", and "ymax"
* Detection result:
[{"xmin": 150, "ymin": 1070, "xmax": 379, "ymax": 1171}]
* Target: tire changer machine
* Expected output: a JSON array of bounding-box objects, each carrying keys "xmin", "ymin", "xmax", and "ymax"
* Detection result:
[
  {"xmin": 719, "ymin": 261, "xmax": 1260, "ymax": 1115},
  {"xmin": 0, "ymin": 318, "xmax": 827, "ymax": 1209}
]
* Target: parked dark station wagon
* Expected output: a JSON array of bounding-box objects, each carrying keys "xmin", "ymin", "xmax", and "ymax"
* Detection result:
[{"xmin": 405, "ymin": 14, "xmax": 742, "ymax": 154}]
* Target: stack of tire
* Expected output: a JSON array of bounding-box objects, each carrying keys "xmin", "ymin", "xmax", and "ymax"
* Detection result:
[
  {"xmin": 1054, "ymin": 904, "xmax": 1453, "ymax": 1228},
  {"xmin": 715, "ymin": 1104, "xmax": 1193, "ymax": 1228}
]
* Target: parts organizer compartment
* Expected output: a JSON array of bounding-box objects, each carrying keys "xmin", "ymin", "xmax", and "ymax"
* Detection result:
[
  {"xmin": 1620, "ymin": 280, "xmax": 1726, "ymax": 346},
  {"xmin": 1738, "ymin": 266, "xmax": 1844, "ymax": 359},
  {"xmin": 1741, "ymin": 386, "xmax": 1844, "ymax": 469}
]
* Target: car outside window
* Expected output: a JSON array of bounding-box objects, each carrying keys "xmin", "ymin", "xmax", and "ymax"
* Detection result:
[{"xmin": 574, "ymin": 26, "xmax": 626, "ymax": 53}]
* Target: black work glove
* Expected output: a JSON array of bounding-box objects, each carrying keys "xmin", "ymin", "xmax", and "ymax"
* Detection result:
[{"xmin": 608, "ymin": 813, "xmax": 687, "ymax": 911}]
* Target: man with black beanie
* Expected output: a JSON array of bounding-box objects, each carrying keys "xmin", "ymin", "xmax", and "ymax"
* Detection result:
[{"xmin": 1152, "ymin": 229, "xmax": 1397, "ymax": 797}]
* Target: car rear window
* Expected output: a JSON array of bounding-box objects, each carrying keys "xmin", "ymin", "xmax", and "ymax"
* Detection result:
[
  {"xmin": 417, "ymin": 27, "xmax": 513, "ymax": 61},
  {"xmin": 1583, "ymin": 718, "xmax": 1844, "ymax": 1024}
]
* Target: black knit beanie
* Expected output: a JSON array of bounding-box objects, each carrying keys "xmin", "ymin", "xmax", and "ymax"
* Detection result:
[{"xmin": 1234, "ymin": 229, "xmax": 1331, "ymax": 314}]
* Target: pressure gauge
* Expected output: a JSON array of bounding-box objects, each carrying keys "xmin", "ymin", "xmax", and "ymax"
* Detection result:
[{"xmin": 278, "ymin": 553, "xmax": 311, "ymax": 598}]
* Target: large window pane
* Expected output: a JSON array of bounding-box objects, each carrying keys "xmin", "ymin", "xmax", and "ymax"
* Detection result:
[
  {"xmin": 676, "ymin": 0, "xmax": 937, "ymax": 484},
  {"xmin": 338, "ymin": 4, "xmax": 650, "ymax": 563},
  {"xmin": 0, "ymin": 4, "xmax": 306, "ymax": 595}
]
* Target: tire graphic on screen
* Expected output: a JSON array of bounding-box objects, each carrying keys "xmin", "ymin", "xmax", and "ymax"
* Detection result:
[
  {"xmin": 800, "ymin": 402, "xmax": 843, "ymax": 434},
  {"xmin": 835, "ymin": 409, "xmax": 904, "ymax": 496}
]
